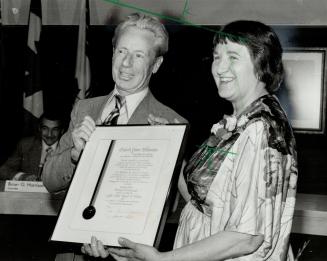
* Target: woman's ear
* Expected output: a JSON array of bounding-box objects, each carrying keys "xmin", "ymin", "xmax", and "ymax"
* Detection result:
[{"xmin": 255, "ymin": 71, "xmax": 261, "ymax": 81}]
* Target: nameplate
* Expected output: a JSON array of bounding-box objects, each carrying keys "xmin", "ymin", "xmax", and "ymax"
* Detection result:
[{"xmin": 4, "ymin": 181, "xmax": 49, "ymax": 193}]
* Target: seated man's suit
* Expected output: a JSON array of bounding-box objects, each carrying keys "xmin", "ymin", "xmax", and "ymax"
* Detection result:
[{"xmin": 0, "ymin": 136, "xmax": 42, "ymax": 180}]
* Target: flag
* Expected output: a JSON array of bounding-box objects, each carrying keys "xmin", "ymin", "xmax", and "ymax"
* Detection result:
[
  {"xmin": 23, "ymin": 0, "xmax": 43, "ymax": 121},
  {"xmin": 75, "ymin": 0, "xmax": 91, "ymax": 100},
  {"xmin": 0, "ymin": 1, "xmax": 4, "ymax": 99},
  {"xmin": 0, "ymin": 0, "xmax": 4, "ymax": 76}
]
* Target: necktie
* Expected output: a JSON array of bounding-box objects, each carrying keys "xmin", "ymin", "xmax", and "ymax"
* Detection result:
[
  {"xmin": 45, "ymin": 147, "xmax": 53, "ymax": 159},
  {"xmin": 103, "ymin": 95, "xmax": 125, "ymax": 125},
  {"xmin": 37, "ymin": 147, "xmax": 53, "ymax": 181}
]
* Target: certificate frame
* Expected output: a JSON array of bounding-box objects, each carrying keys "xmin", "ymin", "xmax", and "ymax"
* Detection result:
[
  {"xmin": 50, "ymin": 124, "xmax": 188, "ymax": 248},
  {"xmin": 279, "ymin": 48, "xmax": 327, "ymax": 134}
]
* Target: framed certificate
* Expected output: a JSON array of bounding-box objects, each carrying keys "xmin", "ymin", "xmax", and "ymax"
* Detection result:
[{"xmin": 50, "ymin": 124, "xmax": 188, "ymax": 247}]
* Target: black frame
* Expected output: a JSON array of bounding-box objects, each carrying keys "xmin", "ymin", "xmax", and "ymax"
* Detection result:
[{"xmin": 281, "ymin": 47, "xmax": 327, "ymax": 134}]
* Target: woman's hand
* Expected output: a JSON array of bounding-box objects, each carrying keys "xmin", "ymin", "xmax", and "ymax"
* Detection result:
[
  {"xmin": 81, "ymin": 236, "xmax": 110, "ymax": 259},
  {"xmin": 108, "ymin": 237, "xmax": 162, "ymax": 261}
]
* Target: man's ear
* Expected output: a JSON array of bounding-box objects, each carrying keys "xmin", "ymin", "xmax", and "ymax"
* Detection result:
[{"xmin": 152, "ymin": 56, "xmax": 164, "ymax": 74}]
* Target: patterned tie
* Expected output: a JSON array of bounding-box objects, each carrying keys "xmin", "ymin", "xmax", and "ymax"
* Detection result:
[
  {"xmin": 103, "ymin": 95, "xmax": 125, "ymax": 125},
  {"xmin": 37, "ymin": 147, "xmax": 53, "ymax": 180}
]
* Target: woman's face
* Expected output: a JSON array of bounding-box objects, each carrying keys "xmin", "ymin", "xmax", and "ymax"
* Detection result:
[{"xmin": 211, "ymin": 40, "xmax": 263, "ymax": 107}]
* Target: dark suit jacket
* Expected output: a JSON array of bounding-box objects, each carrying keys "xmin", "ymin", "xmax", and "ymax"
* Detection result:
[
  {"xmin": 43, "ymin": 90, "xmax": 187, "ymax": 192},
  {"xmin": 0, "ymin": 136, "xmax": 42, "ymax": 180}
]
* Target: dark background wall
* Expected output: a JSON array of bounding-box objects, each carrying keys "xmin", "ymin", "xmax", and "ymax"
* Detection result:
[
  {"xmin": 0, "ymin": 24, "xmax": 327, "ymax": 261},
  {"xmin": 1, "ymin": 24, "xmax": 327, "ymax": 194},
  {"xmin": 274, "ymin": 26, "xmax": 327, "ymax": 195},
  {"xmin": 0, "ymin": 24, "xmax": 230, "ymax": 164}
]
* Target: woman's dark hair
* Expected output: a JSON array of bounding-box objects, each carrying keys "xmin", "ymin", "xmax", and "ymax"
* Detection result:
[{"xmin": 213, "ymin": 20, "xmax": 284, "ymax": 93}]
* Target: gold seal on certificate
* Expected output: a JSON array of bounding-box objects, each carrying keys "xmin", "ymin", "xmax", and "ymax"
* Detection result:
[{"xmin": 50, "ymin": 124, "xmax": 188, "ymax": 247}]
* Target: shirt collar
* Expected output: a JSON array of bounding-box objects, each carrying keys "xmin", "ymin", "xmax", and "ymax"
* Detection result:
[
  {"xmin": 112, "ymin": 87, "xmax": 148, "ymax": 119},
  {"xmin": 42, "ymin": 140, "xmax": 58, "ymax": 152}
]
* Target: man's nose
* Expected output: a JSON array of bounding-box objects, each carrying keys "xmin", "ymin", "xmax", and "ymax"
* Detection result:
[
  {"xmin": 122, "ymin": 53, "xmax": 133, "ymax": 67},
  {"xmin": 47, "ymin": 130, "xmax": 54, "ymax": 137}
]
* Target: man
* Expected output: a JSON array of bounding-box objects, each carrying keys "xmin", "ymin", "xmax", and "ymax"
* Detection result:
[
  {"xmin": 0, "ymin": 113, "xmax": 64, "ymax": 181},
  {"xmin": 42, "ymin": 13, "xmax": 187, "ymax": 193}
]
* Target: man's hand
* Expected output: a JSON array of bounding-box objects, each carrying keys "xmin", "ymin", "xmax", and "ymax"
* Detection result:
[
  {"xmin": 71, "ymin": 116, "xmax": 96, "ymax": 162},
  {"xmin": 12, "ymin": 172, "xmax": 38, "ymax": 181},
  {"xmin": 20, "ymin": 174, "xmax": 38, "ymax": 181},
  {"xmin": 147, "ymin": 114, "xmax": 180, "ymax": 125},
  {"xmin": 81, "ymin": 236, "xmax": 110, "ymax": 259}
]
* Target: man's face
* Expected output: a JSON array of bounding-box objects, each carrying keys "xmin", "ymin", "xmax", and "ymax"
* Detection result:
[
  {"xmin": 112, "ymin": 26, "xmax": 163, "ymax": 96},
  {"xmin": 40, "ymin": 119, "xmax": 62, "ymax": 146}
]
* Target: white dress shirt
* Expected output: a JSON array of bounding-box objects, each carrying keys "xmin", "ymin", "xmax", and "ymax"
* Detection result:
[
  {"xmin": 40, "ymin": 140, "xmax": 58, "ymax": 165},
  {"xmin": 100, "ymin": 87, "xmax": 148, "ymax": 124}
]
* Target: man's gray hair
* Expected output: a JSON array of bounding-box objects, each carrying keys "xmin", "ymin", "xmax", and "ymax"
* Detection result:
[{"xmin": 112, "ymin": 13, "xmax": 169, "ymax": 57}]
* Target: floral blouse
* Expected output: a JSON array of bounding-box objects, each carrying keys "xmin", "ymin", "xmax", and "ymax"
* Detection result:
[{"xmin": 178, "ymin": 94, "xmax": 298, "ymax": 260}]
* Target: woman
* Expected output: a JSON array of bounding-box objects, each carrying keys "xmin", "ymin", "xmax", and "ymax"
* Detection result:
[{"xmin": 83, "ymin": 20, "xmax": 298, "ymax": 261}]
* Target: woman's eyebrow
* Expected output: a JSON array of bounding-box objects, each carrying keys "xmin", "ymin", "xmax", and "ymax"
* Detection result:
[{"xmin": 227, "ymin": 50, "xmax": 241, "ymax": 56}]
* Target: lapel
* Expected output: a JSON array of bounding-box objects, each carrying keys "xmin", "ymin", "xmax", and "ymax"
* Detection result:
[
  {"xmin": 127, "ymin": 91, "xmax": 153, "ymax": 125},
  {"xmin": 28, "ymin": 137, "xmax": 42, "ymax": 172},
  {"xmin": 94, "ymin": 90, "xmax": 154, "ymax": 125},
  {"xmin": 89, "ymin": 93, "xmax": 113, "ymax": 125}
]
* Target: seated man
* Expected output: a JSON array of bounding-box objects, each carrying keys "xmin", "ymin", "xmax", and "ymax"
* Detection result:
[{"xmin": 0, "ymin": 113, "xmax": 64, "ymax": 181}]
